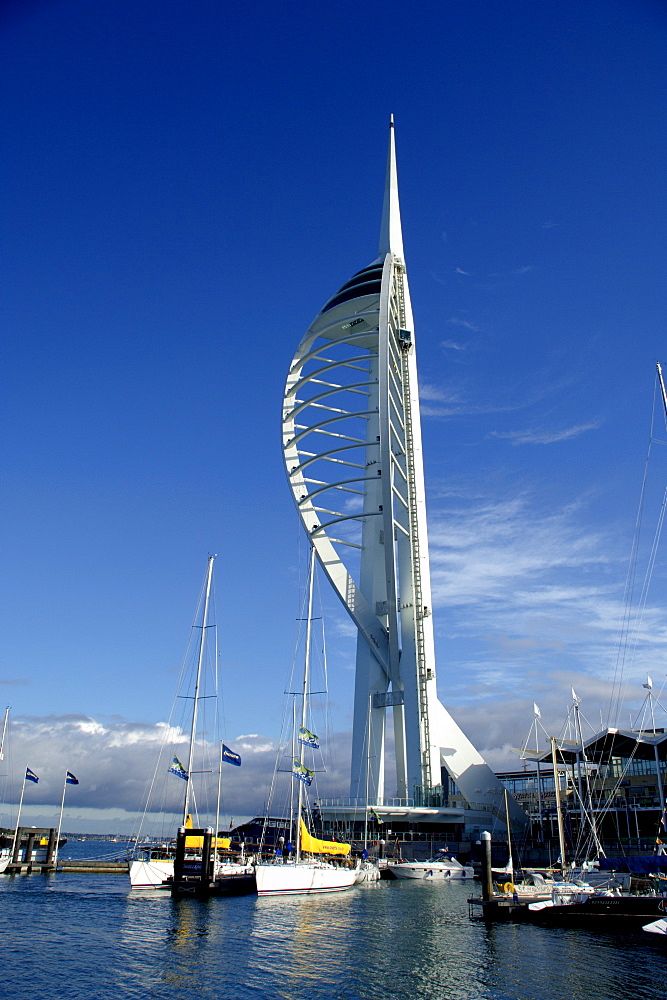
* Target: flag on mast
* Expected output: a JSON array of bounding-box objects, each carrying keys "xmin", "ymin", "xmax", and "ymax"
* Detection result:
[
  {"xmin": 25, "ymin": 767, "xmax": 39, "ymax": 784},
  {"xmin": 66, "ymin": 772, "xmax": 79, "ymax": 785},
  {"xmin": 169, "ymin": 757, "xmax": 188, "ymax": 781},
  {"xmin": 292, "ymin": 758, "xmax": 314, "ymax": 785},
  {"xmin": 298, "ymin": 726, "xmax": 319, "ymax": 749},
  {"xmin": 222, "ymin": 744, "xmax": 241, "ymax": 766}
]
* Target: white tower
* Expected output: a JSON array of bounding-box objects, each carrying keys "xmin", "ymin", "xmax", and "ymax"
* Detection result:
[{"xmin": 282, "ymin": 120, "xmax": 525, "ymax": 827}]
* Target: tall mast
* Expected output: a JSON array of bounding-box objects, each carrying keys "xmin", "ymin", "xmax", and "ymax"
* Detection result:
[
  {"xmin": 0, "ymin": 706, "xmax": 9, "ymax": 760},
  {"xmin": 296, "ymin": 546, "xmax": 316, "ymax": 863},
  {"xmin": 552, "ymin": 737, "xmax": 567, "ymax": 879},
  {"xmin": 573, "ymin": 693, "xmax": 604, "ymax": 858},
  {"xmin": 183, "ymin": 554, "xmax": 215, "ymax": 826}
]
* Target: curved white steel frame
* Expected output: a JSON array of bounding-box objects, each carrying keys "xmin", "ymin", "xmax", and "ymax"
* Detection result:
[{"xmin": 282, "ymin": 120, "xmax": 525, "ymax": 827}]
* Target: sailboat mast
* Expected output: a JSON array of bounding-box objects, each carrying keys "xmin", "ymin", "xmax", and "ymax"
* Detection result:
[
  {"xmin": 0, "ymin": 706, "xmax": 9, "ymax": 760},
  {"xmin": 214, "ymin": 741, "xmax": 223, "ymax": 867},
  {"xmin": 657, "ymin": 362, "xmax": 667, "ymax": 421},
  {"xmin": 363, "ymin": 693, "xmax": 372, "ymax": 852},
  {"xmin": 534, "ymin": 712, "xmax": 545, "ymax": 840},
  {"xmin": 573, "ymin": 697, "xmax": 604, "ymax": 858},
  {"xmin": 296, "ymin": 546, "xmax": 316, "ymax": 863},
  {"xmin": 183, "ymin": 554, "xmax": 215, "ymax": 826},
  {"xmin": 551, "ymin": 737, "xmax": 567, "ymax": 878},
  {"xmin": 504, "ymin": 788, "xmax": 513, "ymax": 874}
]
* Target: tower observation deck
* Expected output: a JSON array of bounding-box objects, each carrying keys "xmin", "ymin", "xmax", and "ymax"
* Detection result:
[{"xmin": 282, "ymin": 120, "xmax": 526, "ymax": 831}]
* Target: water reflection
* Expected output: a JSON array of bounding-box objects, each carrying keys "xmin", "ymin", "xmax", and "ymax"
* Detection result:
[
  {"xmin": 484, "ymin": 918, "xmax": 667, "ymax": 1000},
  {"xmin": 3, "ymin": 872, "xmax": 667, "ymax": 999}
]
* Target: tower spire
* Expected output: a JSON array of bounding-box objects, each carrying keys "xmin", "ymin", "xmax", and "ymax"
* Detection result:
[{"xmin": 378, "ymin": 115, "xmax": 404, "ymax": 259}]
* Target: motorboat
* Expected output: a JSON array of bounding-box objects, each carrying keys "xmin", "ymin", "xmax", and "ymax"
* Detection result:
[{"xmin": 388, "ymin": 850, "xmax": 474, "ymax": 880}]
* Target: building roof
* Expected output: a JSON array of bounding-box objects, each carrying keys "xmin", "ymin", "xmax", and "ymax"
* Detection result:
[{"xmin": 515, "ymin": 727, "xmax": 667, "ymax": 766}]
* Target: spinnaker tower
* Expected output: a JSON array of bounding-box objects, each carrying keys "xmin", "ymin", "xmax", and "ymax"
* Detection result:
[{"xmin": 282, "ymin": 119, "xmax": 526, "ymax": 831}]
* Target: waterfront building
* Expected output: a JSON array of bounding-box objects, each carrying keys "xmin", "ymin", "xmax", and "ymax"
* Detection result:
[{"xmin": 503, "ymin": 727, "xmax": 667, "ymax": 854}]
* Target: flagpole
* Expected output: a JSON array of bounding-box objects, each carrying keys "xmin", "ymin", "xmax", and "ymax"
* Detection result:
[
  {"xmin": 10, "ymin": 770, "xmax": 28, "ymax": 862},
  {"xmin": 54, "ymin": 772, "xmax": 69, "ymax": 867}
]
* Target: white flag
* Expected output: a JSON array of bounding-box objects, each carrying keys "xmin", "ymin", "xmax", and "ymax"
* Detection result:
[
  {"xmin": 571, "ymin": 688, "xmax": 580, "ymax": 704},
  {"xmin": 643, "ymin": 676, "xmax": 653, "ymax": 690},
  {"xmin": 533, "ymin": 703, "xmax": 541, "ymax": 718}
]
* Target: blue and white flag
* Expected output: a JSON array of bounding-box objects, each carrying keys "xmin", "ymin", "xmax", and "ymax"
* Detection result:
[
  {"xmin": 222, "ymin": 744, "xmax": 241, "ymax": 766},
  {"xmin": 292, "ymin": 758, "xmax": 314, "ymax": 786},
  {"xmin": 169, "ymin": 756, "xmax": 188, "ymax": 781},
  {"xmin": 66, "ymin": 771, "xmax": 79, "ymax": 785},
  {"xmin": 298, "ymin": 726, "xmax": 319, "ymax": 749},
  {"xmin": 25, "ymin": 767, "xmax": 39, "ymax": 784}
]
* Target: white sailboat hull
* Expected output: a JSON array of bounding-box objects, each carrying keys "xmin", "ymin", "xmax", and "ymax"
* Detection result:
[
  {"xmin": 129, "ymin": 858, "xmax": 173, "ymax": 890},
  {"xmin": 255, "ymin": 860, "xmax": 357, "ymax": 896}
]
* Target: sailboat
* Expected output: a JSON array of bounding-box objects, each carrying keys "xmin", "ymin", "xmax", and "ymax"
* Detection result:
[
  {"xmin": 129, "ymin": 556, "xmax": 253, "ymax": 894},
  {"xmin": 254, "ymin": 548, "xmax": 359, "ymax": 896}
]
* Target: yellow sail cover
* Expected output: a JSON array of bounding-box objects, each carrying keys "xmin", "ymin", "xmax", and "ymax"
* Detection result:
[
  {"xmin": 184, "ymin": 814, "xmax": 231, "ymax": 850},
  {"xmin": 299, "ymin": 818, "xmax": 350, "ymax": 856}
]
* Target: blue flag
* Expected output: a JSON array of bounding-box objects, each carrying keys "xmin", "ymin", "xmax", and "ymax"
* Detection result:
[
  {"xmin": 292, "ymin": 758, "xmax": 314, "ymax": 786},
  {"xmin": 66, "ymin": 771, "xmax": 79, "ymax": 785},
  {"xmin": 222, "ymin": 744, "xmax": 241, "ymax": 766},
  {"xmin": 298, "ymin": 726, "xmax": 319, "ymax": 749},
  {"xmin": 169, "ymin": 756, "xmax": 188, "ymax": 781},
  {"xmin": 26, "ymin": 767, "xmax": 39, "ymax": 784}
]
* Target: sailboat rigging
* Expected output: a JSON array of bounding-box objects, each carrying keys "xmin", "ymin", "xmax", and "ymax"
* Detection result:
[
  {"xmin": 129, "ymin": 556, "xmax": 253, "ymax": 895},
  {"xmin": 254, "ymin": 546, "xmax": 359, "ymax": 896}
]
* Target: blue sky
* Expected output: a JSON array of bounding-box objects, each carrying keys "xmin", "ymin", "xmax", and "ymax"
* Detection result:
[{"xmin": 2, "ymin": 0, "xmax": 667, "ymax": 832}]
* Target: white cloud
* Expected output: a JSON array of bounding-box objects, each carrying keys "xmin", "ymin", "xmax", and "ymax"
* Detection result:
[
  {"xmin": 446, "ymin": 316, "xmax": 480, "ymax": 332},
  {"xmin": 428, "ymin": 493, "xmax": 610, "ymax": 611},
  {"xmin": 440, "ymin": 338, "xmax": 469, "ymax": 351},
  {"xmin": 488, "ymin": 421, "xmax": 602, "ymax": 445},
  {"xmin": 422, "ymin": 484, "xmax": 667, "ymax": 763},
  {"xmin": 0, "ymin": 714, "xmax": 353, "ymax": 836}
]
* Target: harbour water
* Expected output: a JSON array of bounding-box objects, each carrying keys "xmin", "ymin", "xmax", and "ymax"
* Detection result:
[{"xmin": 3, "ymin": 842, "xmax": 667, "ymax": 999}]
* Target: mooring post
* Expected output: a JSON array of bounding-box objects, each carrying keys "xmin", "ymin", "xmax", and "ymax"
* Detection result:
[
  {"xmin": 46, "ymin": 827, "xmax": 57, "ymax": 867},
  {"xmin": 174, "ymin": 826, "xmax": 187, "ymax": 883},
  {"xmin": 481, "ymin": 831, "xmax": 494, "ymax": 901},
  {"xmin": 202, "ymin": 828, "xmax": 213, "ymax": 887},
  {"xmin": 11, "ymin": 827, "xmax": 23, "ymax": 865},
  {"xmin": 24, "ymin": 831, "xmax": 37, "ymax": 872}
]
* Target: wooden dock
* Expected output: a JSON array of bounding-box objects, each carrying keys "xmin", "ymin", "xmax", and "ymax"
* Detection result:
[{"xmin": 5, "ymin": 859, "xmax": 129, "ymax": 874}]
